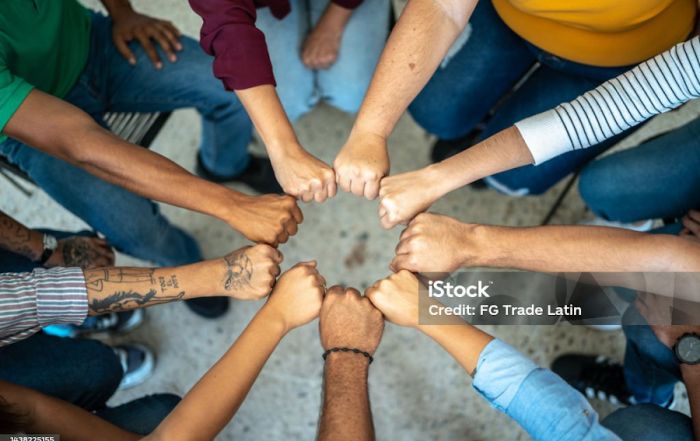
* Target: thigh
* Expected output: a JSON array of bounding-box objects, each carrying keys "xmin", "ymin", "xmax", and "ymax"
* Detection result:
[
  {"xmin": 602, "ymin": 404, "xmax": 694, "ymax": 441},
  {"xmin": 0, "ymin": 333, "xmax": 122, "ymax": 411},
  {"xmin": 407, "ymin": 0, "xmax": 535, "ymax": 140},
  {"xmin": 579, "ymin": 117, "xmax": 700, "ymax": 222},
  {"xmin": 257, "ymin": 3, "xmax": 315, "ymax": 121},
  {"xmin": 313, "ymin": 0, "xmax": 389, "ymax": 114},
  {"xmin": 96, "ymin": 393, "xmax": 181, "ymax": 435}
]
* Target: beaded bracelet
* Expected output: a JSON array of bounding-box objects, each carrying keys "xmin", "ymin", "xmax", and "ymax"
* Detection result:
[{"xmin": 322, "ymin": 347, "xmax": 374, "ymax": 364}]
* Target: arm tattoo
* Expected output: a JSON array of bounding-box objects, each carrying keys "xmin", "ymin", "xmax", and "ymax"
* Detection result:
[
  {"xmin": 89, "ymin": 289, "xmax": 185, "ymax": 313},
  {"xmin": 0, "ymin": 212, "xmax": 37, "ymax": 260},
  {"xmin": 62, "ymin": 237, "xmax": 101, "ymax": 267},
  {"xmin": 223, "ymin": 251, "xmax": 253, "ymax": 291}
]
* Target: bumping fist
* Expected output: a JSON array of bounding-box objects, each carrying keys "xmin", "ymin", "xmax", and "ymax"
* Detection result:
[
  {"xmin": 219, "ymin": 244, "xmax": 282, "ymax": 300},
  {"xmin": 320, "ymin": 286, "xmax": 384, "ymax": 355},
  {"xmin": 391, "ymin": 213, "xmax": 479, "ymax": 273},
  {"xmin": 231, "ymin": 194, "xmax": 303, "ymax": 246},
  {"xmin": 270, "ymin": 147, "xmax": 337, "ymax": 203},
  {"xmin": 365, "ymin": 270, "xmax": 421, "ymax": 328},
  {"xmin": 334, "ymin": 132, "xmax": 389, "ymax": 200},
  {"xmin": 378, "ymin": 167, "xmax": 444, "ymax": 229},
  {"xmin": 264, "ymin": 261, "xmax": 326, "ymax": 333}
]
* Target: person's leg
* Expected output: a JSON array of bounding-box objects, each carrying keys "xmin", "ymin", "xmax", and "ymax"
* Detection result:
[
  {"xmin": 406, "ymin": 0, "xmax": 536, "ymax": 141},
  {"xmin": 0, "ymin": 333, "xmax": 122, "ymax": 411},
  {"xmin": 95, "ymin": 394, "xmax": 181, "ymax": 435},
  {"xmin": 602, "ymin": 404, "xmax": 694, "ymax": 441},
  {"xmin": 621, "ymin": 305, "xmax": 681, "ymax": 406},
  {"xmin": 579, "ymin": 117, "xmax": 700, "ymax": 222},
  {"xmin": 256, "ymin": 2, "xmax": 316, "ymax": 122},
  {"xmin": 311, "ymin": 0, "xmax": 389, "ymax": 114}
]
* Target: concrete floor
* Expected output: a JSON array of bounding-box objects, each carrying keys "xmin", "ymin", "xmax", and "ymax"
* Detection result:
[{"xmin": 2, "ymin": 1, "xmax": 699, "ymax": 439}]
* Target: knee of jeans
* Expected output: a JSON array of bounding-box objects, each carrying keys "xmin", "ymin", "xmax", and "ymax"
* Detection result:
[
  {"xmin": 82, "ymin": 340, "xmax": 123, "ymax": 402},
  {"xmin": 578, "ymin": 161, "xmax": 616, "ymax": 217},
  {"xmin": 408, "ymin": 100, "xmax": 473, "ymax": 140}
]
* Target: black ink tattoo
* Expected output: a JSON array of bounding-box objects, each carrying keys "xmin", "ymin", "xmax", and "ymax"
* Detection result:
[
  {"xmin": 88, "ymin": 289, "xmax": 186, "ymax": 314},
  {"xmin": 0, "ymin": 212, "xmax": 38, "ymax": 260},
  {"xmin": 86, "ymin": 268, "xmax": 155, "ymax": 293},
  {"xmin": 223, "ymin": 251, "xmax": 253, "ymax": 291},
  {"xmin": 61, "ymin": 237, "xmax": 102, "ymax": 268}
]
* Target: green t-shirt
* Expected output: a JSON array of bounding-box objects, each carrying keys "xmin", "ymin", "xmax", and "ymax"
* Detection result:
[{"xmin": 0, "ymin": 0, "xmax": 91, "ymax": 140}]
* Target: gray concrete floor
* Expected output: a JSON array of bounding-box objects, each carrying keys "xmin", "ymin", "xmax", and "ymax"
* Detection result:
[{"xmin": 2, "ymin": 1, "xmax": 699, "ymax": 439}]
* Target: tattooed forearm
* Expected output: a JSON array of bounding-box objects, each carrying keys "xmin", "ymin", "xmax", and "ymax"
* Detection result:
[
  {"xmin": 89, "ymin": 289, "xmax": 185, "ymax": 314},
  {"xmin": 0, "ymin": 211, "xmax": 40, "ymax": 260},
  {"xmin": 223, "ymin": 250, "xmax": 253, "ymax": 291},
  {"xmin": 61, "ymin": 237, "xmax": 102, "ymax": 267},
  {"xmin": 86, "ymin": 268, "xmax": 155, "ymax": 292}
]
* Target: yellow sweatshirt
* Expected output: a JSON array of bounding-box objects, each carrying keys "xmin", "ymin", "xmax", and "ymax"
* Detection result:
[{"xmin": 491, "ymin": 0, "xmax": 697, "ymax": 67}]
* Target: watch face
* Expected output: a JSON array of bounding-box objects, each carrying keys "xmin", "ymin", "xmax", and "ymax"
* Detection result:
[
  {"xmin": 44, "ymin": 234, "xmax": 58, "ymax": 250},
  {"xmin": 677, "ymin": 335, "xmax": 700, "ymax": 364}
]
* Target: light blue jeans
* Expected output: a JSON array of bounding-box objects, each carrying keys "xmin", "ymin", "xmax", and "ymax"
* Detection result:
[
  {"xmin": 256, "ymin": 0, "xmax": 389, "ymax": 121},
  {"xmin": 0, "ymin": 12, "xmax": 256, "ymax": 265}
]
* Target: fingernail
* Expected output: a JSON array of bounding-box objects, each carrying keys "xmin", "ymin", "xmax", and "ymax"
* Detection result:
[
  {"xmin": 170, "ymin": 55, "xmax": 177, "ymax": 62},
  {"xmin": 156, "ymin": 62, "xmax": 163, "ymax": 69},
  {"xmin": 129, "ymin": 58, "xmax": 136, "ymax": 65}
]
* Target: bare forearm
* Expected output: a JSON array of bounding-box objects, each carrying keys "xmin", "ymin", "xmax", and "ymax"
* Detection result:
[
  {"xmin": 99, "ymin": 0, "xmax": 135, "ymax": 18},
  {"xmin": 351, "ymin": 0, "xmax": 476, "ymax": 138},
  {"xmin": 0, "ymin": 211, "xmax": 43, "ymax": 261},
  {"xmin": 317, "ymin": 3, "xmax": 353, "ymax": 31},
  {"xmin": 318, "ymin": 354, "xmax": 374, "ymax": 441},
  {"xmin": 418, "ymin": 323, "xmax": 493, "ymax": 375},
  {"xmin": 681, "ymin": 365, "xmax": 700, "ymax": 440},
  {"xmin": 148, "ymin": 307, "xmax": 285, "ymax": 441}
]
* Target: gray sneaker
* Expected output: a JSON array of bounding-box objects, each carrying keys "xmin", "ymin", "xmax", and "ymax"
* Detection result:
[{"xmin": 114, "ymin": 343, "xmax": 155, "ymax": 390}]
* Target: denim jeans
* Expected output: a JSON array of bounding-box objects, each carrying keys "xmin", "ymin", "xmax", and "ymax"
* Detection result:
[
  {"xmin": 256, "ymin": 0, "xmax": 389, "ymax": 121},
  {"xmin": 407, "ymin": 0, "xmax": 635, "ymax": 195},
  {"xmin": 0, "ymin": 12, "xmax": 256, "ymax": 265},
  {"xmin": 579, "ymin": 116, "xmax": 700, "ymax": 223},
  {"xmin": 95, "ymin": 393, "xmax": 181, "ymax": 435},
  {"xmin": 602, "ymin": 404, "xmax": 694, "ymax": 441}
]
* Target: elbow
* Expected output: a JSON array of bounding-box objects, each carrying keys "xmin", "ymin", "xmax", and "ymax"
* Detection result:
[{"xmin": 54, "ymin": 114, "xmax": 105, "ymax": 166}]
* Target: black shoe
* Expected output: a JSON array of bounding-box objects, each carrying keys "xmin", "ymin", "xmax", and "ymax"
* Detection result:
[
  {"xmin": 185, "ymin": 297, "xmax": 230, "ymax": 319},
  {"xmin": 195, "ymin": 153, "xmax": 283, "ymax": 194},
  {"xmin": 551, "ymin": 354, "xmax": 634, "ymax": 406}
]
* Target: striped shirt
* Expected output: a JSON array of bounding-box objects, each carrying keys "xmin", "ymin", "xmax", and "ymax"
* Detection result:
[
  {"xmin": 516, "ymin": 36, "xmax": 700, "ymax": 165},
  {"xmin": 0, "ymin": 267, "xmax": 87, "ymax": 347}
]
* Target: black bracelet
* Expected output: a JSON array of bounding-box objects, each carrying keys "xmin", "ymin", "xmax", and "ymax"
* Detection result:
[{"xmin": 322, "ymin": 347, "xmax": 374, "ymax": 364}]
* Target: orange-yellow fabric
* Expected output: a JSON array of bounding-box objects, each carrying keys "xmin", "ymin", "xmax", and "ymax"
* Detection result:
[{"xmin": 491, "ymin": 0, "xmax": 697, "ymax": 67}]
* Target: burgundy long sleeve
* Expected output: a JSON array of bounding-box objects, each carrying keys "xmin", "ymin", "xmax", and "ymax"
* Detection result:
[{"xmin": 189, "ymin": 0, "xmax": 364, "ymax": 91}]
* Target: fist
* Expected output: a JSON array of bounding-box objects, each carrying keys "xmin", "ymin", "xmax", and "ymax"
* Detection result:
[
  {"xmin": 334, "ymin": 132, "xmax": 389, "ymax": 200},
  {"xmin": 270, "ymin": 146, "xmax": 337, "ymax": 203},
  {"xmin": 320, "ymin": 286, "xmax": 384, "ymax": 355},
  {"xmin": 391, "ymin": 213, "xmax": 477, "ymax": 273},
  {"xmin": 220, "ymin": 244, "xmax": 282, "ymax": 300},
  {"xmin": 233, "ymin": 194, "xmax": 303, "ymax": 246},
  {"xmin": 366, "ymin": 270, "xmax": 421, "ymax": 328},
  {"xmin": 45, "ymin": 236, "xmax": 115, "ymax": 269},
  {"xmin": 301, "ymin": 23, "xmax": 341, "ymax": 69},
  {"xmin": 265, "ymin": 261, "xmax": 326, "ymax": 332},
  {"xmin": 378, "ymin": 166, "xmax": 443, "ymax": 229}
]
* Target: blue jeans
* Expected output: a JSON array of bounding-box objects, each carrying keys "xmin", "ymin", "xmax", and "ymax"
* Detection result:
[
  {"xmin": 579, "ymin": 116, "xmax": 700, "ymax": 223},
  {"xmin": 0, "ymin": 12, "xmax": 254, "ymax": 265},
  {"xmin": 602, "ymin": 404, "xmax": 694, "ymax": 441},
  {"xmin": 257, "ymin": 0, "xmax": 389, "ymax": 121},
  {"xmin": 407, "ymin": 0, "xmax": 634, "ymax": 195}
]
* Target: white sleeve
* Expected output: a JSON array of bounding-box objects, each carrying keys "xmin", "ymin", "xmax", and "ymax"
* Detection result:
[{"xmin": 515, "ymin": 36, "xmax": 700, "ymax": 165}]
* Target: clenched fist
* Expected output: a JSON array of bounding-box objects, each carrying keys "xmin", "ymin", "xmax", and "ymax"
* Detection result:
[
  {"xmin": 366, "ymin": 270, "xmax": 421, "ymax": 328},
  {"xmin": 391, "ymin": 213, "xmax": 483, "ymax": 273},
  {"xmin": 334, "ymin": 132, "xmax": 389, "ymax": 200},
  {"xmin": 320, "ymin": 286, "xmax": 384, "ymax": 355},
  {"xmin": 378, "ymin": 166, "xmax": 445, "ymax": 229},
  {"xmin": 264, "ymin": 261, "xmax": 326, "ymax": 333},
  {"xmin": 228, "ymin": 194, "xmax": 303, "ymax": 246},
  {"xmin": 218, "ymin": 244, "xmax": 282, "ymax": 300},
  {"xmin": 270, "ymin": 146, "xmax": 336, "ymax": 203}
]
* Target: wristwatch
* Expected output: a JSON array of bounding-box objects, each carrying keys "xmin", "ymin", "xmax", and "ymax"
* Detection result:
[
  {"xmin": 38, "ymin": 233, "xmax": 58, "ymax": 266},
  {"xmin": 673, "ymin": 333, "xmax": 700, "ymax": 365}
]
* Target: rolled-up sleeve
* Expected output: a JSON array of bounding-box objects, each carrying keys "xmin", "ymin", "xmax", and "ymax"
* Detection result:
[
  {"xmin": 0, "ymin": 268, "xmax": 87, "ymax": 347},
  {"xmin": 189, "ymin": 0, "xmax": 277, "ymax": 90}
]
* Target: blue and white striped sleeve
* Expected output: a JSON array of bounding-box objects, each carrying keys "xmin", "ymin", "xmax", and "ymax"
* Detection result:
[
  {"xmin": 516, "ymin": 37, "xmax": 700, "ymax": 165},
  {"xmin": 0, "ymin": 267, "xmax": 88, "ymax": 347}
]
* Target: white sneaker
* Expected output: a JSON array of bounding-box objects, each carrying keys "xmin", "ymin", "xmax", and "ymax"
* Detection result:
[{"xmin": 580, "ymin": 217, "xmax": 655, "ymax": 232}]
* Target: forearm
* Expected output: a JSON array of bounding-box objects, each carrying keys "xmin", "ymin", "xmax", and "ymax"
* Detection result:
[
  {"xmin": 681, "ymin": 365, "xmax": 700, "ymax": 441},
  {"xmin": 0, "ymin": 211, "xmax": 43, "ymax": 261},
  {"xmin": 84, "ymin": 259, "xmax": 230, "ymax": 315},
  {"xmin": 351, "ymin": 0, "xmax": 476, "ymax": 138},
  {"xmin": 99, "ymin": 0, "xmax": 135, "ymax": 19},
  {"xmin": 318, "ymin": 353, "xmax": 374, "ymax": 441},
  {"xmin": 417, "ymin": 322, "xmax": 493, "ymax": 375},
  {"xmin": 316, "ymin": 3, "xmax": 353, "ymax": 32},
  {"xmin": 147, "ymin": 306, "xmax": 286, "ymax": 441},
  {"xmin": 470, "ymin": 224, "xmax": 700, "ymax": 272}
]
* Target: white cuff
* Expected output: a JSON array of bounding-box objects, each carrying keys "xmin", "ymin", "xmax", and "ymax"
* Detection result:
[{"xmin": 515, "ymin": 110, "xmax": 572, "ymax": 165}]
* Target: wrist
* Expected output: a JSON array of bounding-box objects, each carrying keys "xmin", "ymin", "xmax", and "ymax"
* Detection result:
[
  {"xmin": 212, "ymin": 187, "xmax": 249, "ymax": 226},
  {"xmin": 315, "ymin": 4, "xmax": 352, "ymax": 35},
  {"xmin": 454, "ymin": 223, "xmax": 491, "ymax": 267},
  {"xmin": 324, "ymin": 350, "xmax": 371, "ymax": 372},
  {"xmin": 25, "ymin": 230, "xmax": 45, "ymax": 261},
  {"xmin": 104, "ymin": 0, "xmax": 136, "ymax": 21},
  {"xmin": 349, "ymin": 122, "xmax": 390, "ymax": 144},
  {"xmin": 256, "ymin": 304, "xmax": 290, "ymax": 337},
  {"xmin": 681, "ymin": 363, "xmax": 700, "ymax": 382}
]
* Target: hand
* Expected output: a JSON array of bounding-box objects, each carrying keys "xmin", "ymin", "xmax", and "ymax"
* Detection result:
[
  {"xmin": 320, "ymin": 286, "xmax": 384, "ymax": 355},
  {"xmin": 681, "ymin": 209, "xmax": 700, "ymax": 242},
  {"xmin": 366, "ymin": 270, "xmax": 421, "ymax": 328},
  {"xmin": 378, "ymin": 166, "xmax": 444, "ymax": 229},
  {"xmin": 334, "ymin": 132, "xmax": 389, "ymax": 200},
  {"xmin": 391, "ymin": 213, "xmax": 482, "ymax": 273},
  {"xmin": 228, "ymin": 194, "xmax": 303, "ymax": 246},
  {"xmin": 301, "ymin": 22, "xmax": 342, "ymax": 70},
  {"xmin": 44, "ymin": 236, "xmax": 115, "ymax": 269},
  {"xmin": 264, "ymin": 261, "xmax": 326, "ymax": 333},
  {"xmin": 111, "ymin": 8, "xmax": 182, "ymax": 69},
  {"xmin": 218, "ymin": 244, "xmax": 282, "ymax": 300},
  {"xmin": 636, "ymin": 291, "xmax": 700, "ymax": 349},
  {"xmin": 269, "ymin": 146, "xmax": 336, "ymax": 203}
]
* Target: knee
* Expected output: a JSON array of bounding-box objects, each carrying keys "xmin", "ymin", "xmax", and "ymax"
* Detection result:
[
  {"xmin": 578, "ymin": 159, "xmax": 619, "ymax": 217},
  {"xmin": 143, "ymin": 393, "xmax": 182, "ymax": 416},
  {"xmin": 408, "ymin": 90, "xmax": 471, "ymax": 140},
  {"xmin": 74, "ymin": 340, "xmax": 123, "ymax": 408}
]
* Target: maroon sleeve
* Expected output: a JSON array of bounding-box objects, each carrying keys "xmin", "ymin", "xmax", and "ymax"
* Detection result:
[
  {"xmin": 188, "ymin": 0, "xmax": 277, "ymax": 90},
  {"xmin": 331, "ymin": 0, "xmax": 363, "ymax": 10}
]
